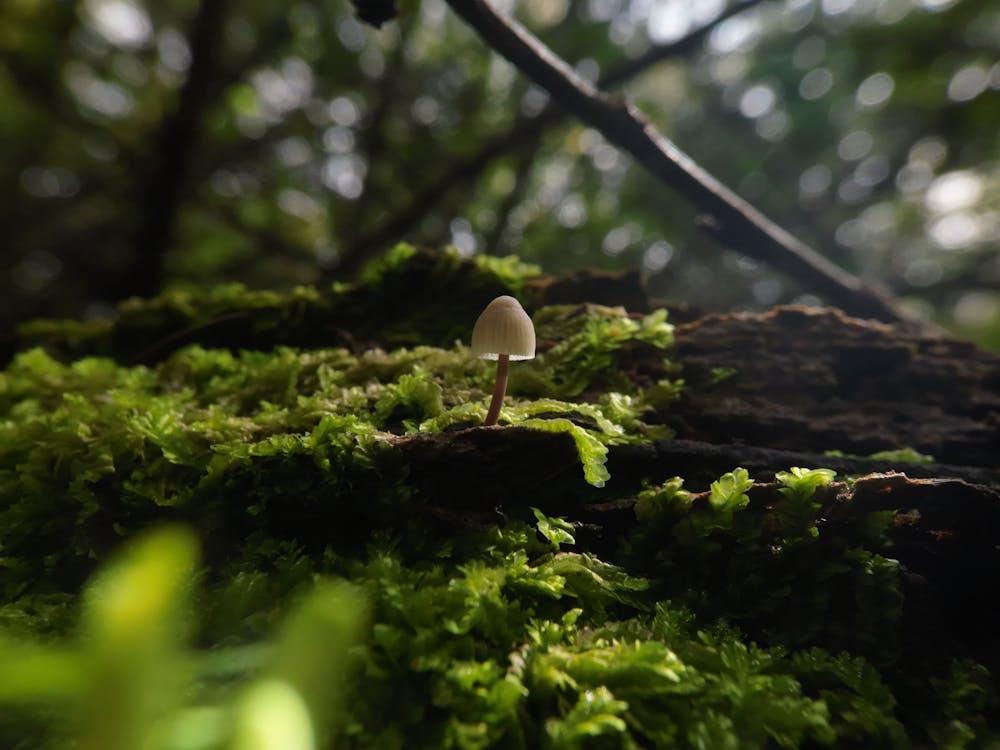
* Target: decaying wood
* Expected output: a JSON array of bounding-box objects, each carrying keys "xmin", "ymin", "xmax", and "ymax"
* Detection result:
[
  {"xmin": 666, "ymin": 306, "xmax": 1000, "ymax": 467},
  {"xmin": 385, "ymin": 302, "xmax": 999, "ymax": 675},
  {"xmin": 386, "ymin": 302, "xmax": 999, "ymax": 504},
  {"xmin": 388, "ymin": 428, "xmax": 1000, "ymax": 511},
  {"xmin": 399, "ymin": 301, "xmax": 998, "ymax": 481},
  {"xmin": 389, "ymin": 423, "xmax": 1000, "ymax": 674}
]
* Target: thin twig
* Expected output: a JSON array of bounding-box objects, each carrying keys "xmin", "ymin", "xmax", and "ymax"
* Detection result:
[
  {"xmin": 442, "ymin": 0, "xmax": 910, "ymax": 323},
  {"xmin": 335, "ymin": 0, "xmax": 763, "ymax": 276}
]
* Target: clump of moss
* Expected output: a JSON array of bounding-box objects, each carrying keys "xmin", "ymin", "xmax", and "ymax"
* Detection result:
[
  {"xmin": 15, "ymin": 245, "xmax": 544, "ymax": 363},
  {"xmin": 629, "ymin": 469, "xmax": 904, "ymax": 664},
  {"xmin": 0, "ymin": 501, "xmax": 918, "ymax": 750},
  {"xmin": 1, "ymin": 294, "xmax": 679, "ymax": 599},
  {"xmin": 825, "ymin": 447, "xmax": 936, "ymax": 465}
]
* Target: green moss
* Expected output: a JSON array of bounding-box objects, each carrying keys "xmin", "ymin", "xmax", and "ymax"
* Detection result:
[
  {"xmin": 519, "ymin": 306, "xmax": 674, "ymax": 399},
  {"xmin": 824, "ymin": 447, "xmax": 936, "ymax": 465},
  {"xmin": 628, "ymin": 468, "xmax": 907, "ymax": 665},
  {"xmin": 13, "ymin": 246, "xmax": 545, "ymax": 363},
  {"xmin": 1, "ymin": 295, "xmax": 679, "ymax": 598},
  {"xmin": 774, "ymin": 467, "xmax": 837, "ymax": 544},
  {"xmin": 0, "ymin": 510, "xmax": 931, "ymax": 749}
]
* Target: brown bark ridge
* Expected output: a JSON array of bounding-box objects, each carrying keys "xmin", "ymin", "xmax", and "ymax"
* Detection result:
[
  {"xmin": 665, "ymin": 306, "xmax": 1000, "ymax": 468},
  {"xmin": 385, "ymin": 301, "xmax": 998, "ymax": 504},
  {"xmin": 388, "ymin": 428, "xmax": 1000, "ymax": 677}
]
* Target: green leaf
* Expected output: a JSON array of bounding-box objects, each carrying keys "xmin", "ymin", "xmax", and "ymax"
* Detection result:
[
  {"xmin": 270, "ymin": 581, "xmax": 368, "ymax": 737},
  {"xmin": 775, "ymin": 467, "xmax": 836, "ymax": 501},
  {"xmin": 867, "ymin": 448, "xmax": 935, "ymax": 464},
  {"xmin": 709, "ymin": 468, "xmax": 754, "ymax": 514},
  {"xmin": 518, "ymin": 417, "xmax": 610, "ymax": 487},
  {"xmin": 634, "ymin": 476, "xmax": 691, "ymax": 524},
  {"xmin": 0, "ymin": 635, "xmax": 85, "ymax": 702},
  {"xmin": 78, "ymin": 526, "xmax": 199, "ymax": 750},
  {"xmin": 532, "ymin": 507, "xmax": 576, "ymax": 549},
  {"xmin": 546, "ymin": 686, "xmax": 630, "ymax": 748},
  {"xmin": 230, "ymin": 678, "xmax": 315, "ymax": 750},
  {"xmin": 774, "ymin": 467, "xmax": 836, "ymax": 545}
]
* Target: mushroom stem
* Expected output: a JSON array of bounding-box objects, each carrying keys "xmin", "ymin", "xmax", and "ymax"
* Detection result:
[{"xmin": 484, "ymin": 353, "xmax": 509, "ymax": 426}]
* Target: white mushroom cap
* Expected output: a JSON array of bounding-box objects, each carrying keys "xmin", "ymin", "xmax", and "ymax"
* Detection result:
[{"xmin": 470, "ymin": 295, "xmax": 536, "ymax": 360}]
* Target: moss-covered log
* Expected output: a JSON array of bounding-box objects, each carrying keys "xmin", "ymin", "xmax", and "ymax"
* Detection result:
[{"xmin": 2, "ymin": 248, "xmax": 998, "ymax": 748}]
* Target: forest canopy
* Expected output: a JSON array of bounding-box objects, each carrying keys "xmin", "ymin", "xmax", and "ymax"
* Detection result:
[{"xmin": 1, "ymin": 0, "xmax": 998, "ymax": 346}]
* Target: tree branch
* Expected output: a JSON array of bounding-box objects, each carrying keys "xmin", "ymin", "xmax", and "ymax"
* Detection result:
[
  {"xmin": 442, "ymin": 0, "xmax": 913, "ymax": 324},
  {"xmin": 334, "ymin": 0, "xmax": 764, "ymax": 276}
]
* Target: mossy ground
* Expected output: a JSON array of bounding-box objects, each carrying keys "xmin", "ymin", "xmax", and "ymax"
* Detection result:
[{"xmin": 1, "ymin": 248, "xmax": 997, "ymax": 749}]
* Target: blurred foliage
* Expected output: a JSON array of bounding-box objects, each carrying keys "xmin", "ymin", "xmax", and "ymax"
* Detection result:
[
  {"xmin": 0, "ymin": 528, "xmax": 368, "ymax": 750},
  {"xmin": 1, "ymin": 0, "xmax": 998, "ymax": 347}
]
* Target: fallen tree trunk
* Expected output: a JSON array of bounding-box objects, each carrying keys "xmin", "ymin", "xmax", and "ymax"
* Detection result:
[{"xmin": 4, "ymin": 252, "xmax": 999, "ymax": 744}]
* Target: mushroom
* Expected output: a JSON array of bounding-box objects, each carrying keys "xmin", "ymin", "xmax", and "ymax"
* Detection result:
[{"xmin": 470, "ymin": 295, "xmax": 536, "ymax": 426}]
